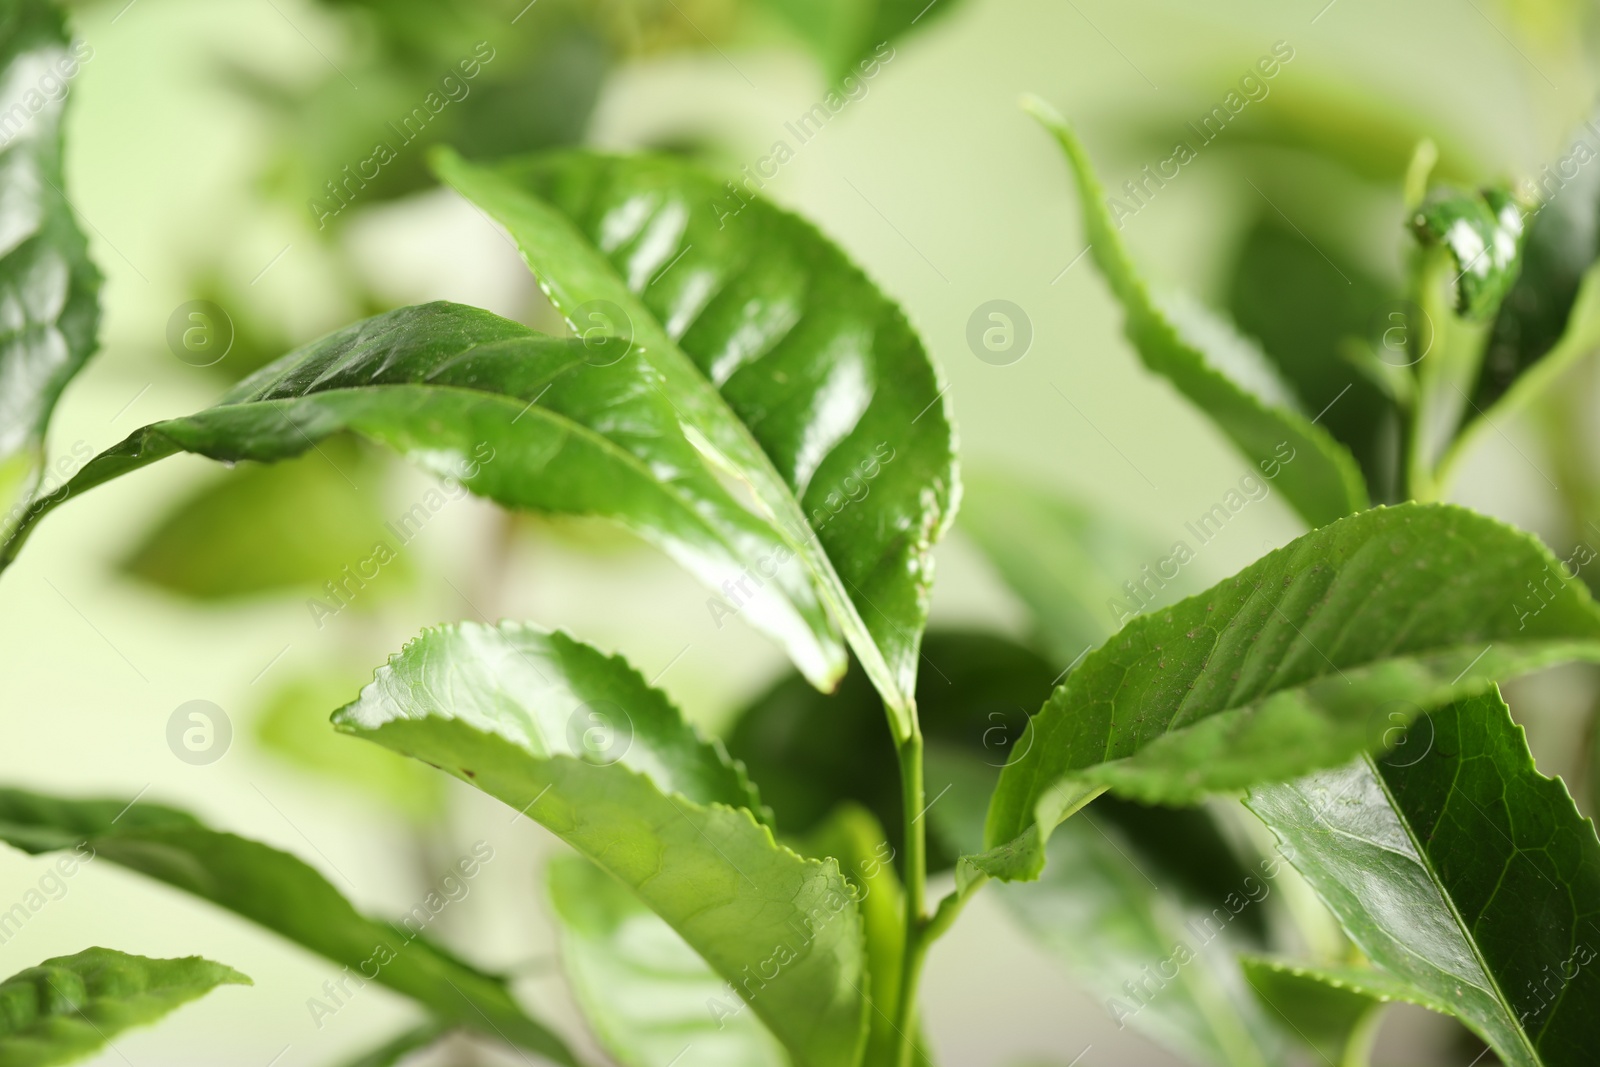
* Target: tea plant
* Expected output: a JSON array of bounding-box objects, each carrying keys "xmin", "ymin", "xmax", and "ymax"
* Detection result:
[{"xmin": 3, "ymin": 1, "xmax": 1600, "ymax": 1065}]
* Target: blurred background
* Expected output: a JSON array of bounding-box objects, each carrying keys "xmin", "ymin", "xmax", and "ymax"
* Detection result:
[{"xmin": 4, "ymin": 0, "xmax": 1599, "ymax": 1063}]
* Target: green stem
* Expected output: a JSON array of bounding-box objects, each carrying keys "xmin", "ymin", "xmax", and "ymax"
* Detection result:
[{"xmin": 892, "ymin": 729, "xmax": 927, "ymax": 1067}]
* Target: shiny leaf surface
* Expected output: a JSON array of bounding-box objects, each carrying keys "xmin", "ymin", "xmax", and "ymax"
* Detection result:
[
  {"xmin": 0, "ymin": 948, "xmax": 247, "ymax": 1067},
  {"xmin": 434, "ymin": 148, "xmax": 959, "ymax": 733},
  {"xmin": 1408, "ymin": 185, "xmax": 1526, "ymax": 322},
  {"xmin": 1024, "ymin": 96, "xmax": 1368, "ymax": 528},
  {"xmin": 980, "ymin": 503, "xmax": 1600, "ymax": 881},
  {"xmin": 334, "ymin": 621, "xmax": 868, "ymax": 1067},
  {"xmin": 0, "ymin": 0, "xmax": 100, "ymax": 527},
  {"xmin": 0, "ymin": 789, "xmax": 575, "ymax": 1064},
  {"xmin": 1240, "ymin": 957, "xmax": 1446, "ymax": 1066},
  {"xmin": 0, "ymin": 301, "xmax": 843, "ymax": 690},
  {"xmin": 1247, "ymin": 690, "xmax": 1600, "ymax": 1066}
]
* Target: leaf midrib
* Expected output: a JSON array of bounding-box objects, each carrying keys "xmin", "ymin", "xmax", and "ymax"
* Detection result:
[{"xmin": 1364, "ymin": 752, "xmax": 1540, "ymax": 1066}]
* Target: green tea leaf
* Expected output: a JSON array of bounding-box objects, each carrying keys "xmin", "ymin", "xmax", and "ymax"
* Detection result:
[
  {"xmin": 980, "ymin": 502, "xmax": 1600, "ymax": 882},
  {"xmin": 120, "ymin": 443, "xmax": 412, "ymax": 601},
  {"xmin": 1246, "ymin": 689, "xmax": 1600, "ymax": 1066},
  {"xmin": 0, "ymin": 301, "xmax": 844, "ymax": 692},
  {"xmin": 0, "ymin": 947, "xmax": 247, "ymax": 1067},
  {"xmin": 1240, "ymin": 957, "xmax": 1447, "ymax": 1066},
  {"xmin": 433, "ymin": 148, "xmax": 959, "ymax": 734},
  {"xmin": 0, "ymin": 0, "xmax": 100, "ymax": 535},
  {"xmin": 1023, "ymin": 96, "xmax": 1368, "ymax": 528},
  {"xmin": 548, "ymin": 855, "xmax": 788, "ymax": 1067},
  {"xmin": 0, "ymin": 789, "xmax": 576, "ymax": 1065},
  {"xmin": 1409, "ymin": 185, "xmax": 1526, "ymax": 321},
  {"xmin": 334, "ymin": 621, "xmax": 868, "ymax": 1067}
]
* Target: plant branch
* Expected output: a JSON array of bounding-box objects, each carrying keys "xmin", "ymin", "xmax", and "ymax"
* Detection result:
[{"xmin": 891, "ymin": 728, "xmax": 927, "ymax": 1067}]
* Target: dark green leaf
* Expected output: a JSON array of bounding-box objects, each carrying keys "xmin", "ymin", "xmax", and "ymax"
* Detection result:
[
  {"xmin": 334, "ymin": 621, "xmax": 868, "ymax": 1067},
  {"xmin": 1408, "ymin": 185, "xmax": 1526, "ymax": 322},
  {"xmin": 0, "ymin": 947, "xmax": 247, "ymax": 1067},
  {"xmin": 0, "ymin": 301, "xmax": 845, "ymax": 693},
  {"xmin": 1224, "ymin": 214, "xmax": 1403, "ymax": 503},
  {"xmin": 433, "ymin": 148, "xmax": 959, "ymax": 733},
  {"xmin": 957, "ymin": 470, "xmax": 1168, "ymax": 662},
  {"xmin": 1246, "ymin": 689, "xmax": 1600, "ymax": 1067},
  {"xmin": 0, "ymin": 0, "xmax": 101, "ymax": 528},
  {"xmin": 1024, "ymin": 96, "xmax": 1368, "ymax": 528},
  {"xmin": 327, "ymin": 1020, "xmax": 450, "ymax": 1067},
  {"xmin": 548, "ymin": 855, "xmax": 788, "ymax": 1067},
  {"xmin": 119, "ymin": 443, "xmax": 413, "ymax": 601},
  {"xmin": 1241, "ymin": 957, "xmax": 1447, "ymax": 1066},
  {"xmin": 724, "ymin": 629, "xmax": 1060, "ymax": 874},
  {"xmin": 979, "ymin": 502, "xmax": 1600, "ymax": 882},
  {"xmin": 0, "ymin": 789, "xmax": 576, "ymax": 1065}
]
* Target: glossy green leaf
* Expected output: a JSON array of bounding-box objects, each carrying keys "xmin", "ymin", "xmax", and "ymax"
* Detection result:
[
  {"xmin": 0, "ymin": 0, "xmax": 100, "ymax": 536},
  {"xmin": 0, "ymin": 789, "xmax": 576, "ymax": 1065},
  {"xmin": 757, "ymin": 0, "xmax": 955, "ymax": 82},
  {"xmin": 1408, "ymin": 185, "xmax": 1526, "ymax": 322},
  {"xmin": 1224, "ymin": 213, "xmax": 1403, "ymax": 503},
  {"xmin": 119, "ymin": 442, "xmax": 413, "ymax": 601},
  {"xmin": 979, "ymin": 502, "xmax": 1600, "ymax": 882},
  {"xmin": 0, "ymin": 947, "xmax": 247, "ymax": 1067},
  {"xmin": 995, "ymin": 800, "xmax": 1288, "ymax": 1067},
  {"xmin": 1246, "ymin": 689, "xmax": 1600, "ymax": 1066},
  {"xmin": 725, "ymin": 629, "xmax": 1060, "ymax": 874},
  {"xmin": 253, "ymin": 673, "xmax": 445, "ymax": 821},
  {"xmin": 433, "ymin": 147, "xmax": 959, "ymax": 734},
  {"xmin": 1024, "ymin": 95, "xmax": 1368, "ymax": 528},
  {"xmin": 327, "ymin": 1021, "xmax": 451, "ymax": 1067},
  {"xmin": 548, "ymin": 855, "xmax": 788, "ymax": 1067},
  {"xmin": 957, "ymin": 470, "xmax": 1168, "ymax": 661},
  {"xmin": 0, "ymin": 301, "xmax": 844, "ymax": 691},
  {"xmin": 334, "ymin": 621, "xmax": 868, "ymax": 1067},
  {"xmin": 1241, "ymin": 957, "xmax": 1449, "ymax": 1067}
]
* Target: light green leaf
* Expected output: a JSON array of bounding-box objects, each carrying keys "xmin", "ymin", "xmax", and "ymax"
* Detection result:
[
  {"xmin": 326, "ymin": 1021, "xmax": 451, "ymax": 1067},
  {"xmin": 1408, "ymin": 184, "xmax": 1525, "ymax": 322},
  {"xmin": 0, "ymin": 947, "xmax": 247, "ymax": 1067},
  {"xmin": 432, "ymin": 148, "xmax": 959, "ymax": 734},
  {"xmin": 1246, "ymin": 689, "xmax": 1600, "ymax": 1066},
  {"xmin": 1023, "ymin": 95, "xmax": 1367, "ymax": 528},
  {"xmin": 1240, "ymin": 957, "xmax": 1450, "ymax": 1067},
  {"xmin": 0, "ymin": 301, "xmax": 843, "ymax": 692},
  {"xmin": 548, "ymin": 856, "xmax": 788, "ymax": 1067},
  {"xmin": 0, "ymin": 789, "xmax": 576, "ymax": 1065},
  {"xmin": 334, "ymin": 621, "xmax": 868, "ymax": 1067},
  {"xmin": 0, "ymin": 0, "xmax": 101, "ymax": 538},
  {"xmin": 119, "ymin": 442, "xmax": 413, "ymax": 601},
  {"xmin": 979, "ymin": 502, "xmax": 1600, "ymax": 882},
  {"xmin": 253, "ymin": 672, "xmax": 444, "ymax": 821}
]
